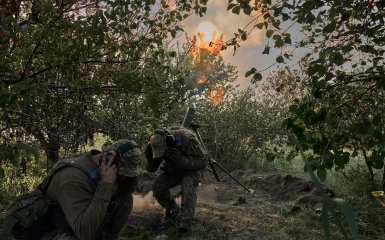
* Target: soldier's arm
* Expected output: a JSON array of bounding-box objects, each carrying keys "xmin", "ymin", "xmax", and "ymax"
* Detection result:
[
  {"xmin": 145, "ymin": 144, "xmax": 162, "ymax": 172},
  {"xmin": 48, "ymin": 168, "xmax": 115, "ymax": 240},
  {"xmin": 164, "ymin": 138, "xmax": 207, "ymax": 170}
]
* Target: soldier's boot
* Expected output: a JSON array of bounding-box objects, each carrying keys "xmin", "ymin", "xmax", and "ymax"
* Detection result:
[
  {"xmin": 161, "ymin": 201, "xmax": 180, "ymax": 226},
  {"xmin": 177, "ymin": 219, "xmax": 192, "ymax": 238}
]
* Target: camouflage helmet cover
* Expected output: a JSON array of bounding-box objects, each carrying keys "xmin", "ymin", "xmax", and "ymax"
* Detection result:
[{"xmin": 102, "ymin": 139, "xmax": 141, "ymax": 177}]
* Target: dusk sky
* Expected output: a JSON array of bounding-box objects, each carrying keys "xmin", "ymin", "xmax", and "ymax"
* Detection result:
[
  {"xmin": 177, "ymin": 0, "xmax": 304, "ymax": 89},
  {"xmin": 181, "ymin": 0, "xmax": 274, "ymax": 88}
]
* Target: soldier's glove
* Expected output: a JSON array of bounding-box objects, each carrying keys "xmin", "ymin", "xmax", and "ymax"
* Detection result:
[{"xmin": 164, "ymin": 147, "xmax": 181, "ymax": 163}]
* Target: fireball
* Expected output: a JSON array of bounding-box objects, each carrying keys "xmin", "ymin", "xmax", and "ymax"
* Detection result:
[
  {"xmin": 196, "ymin": 75, "xmax": 208, "ymax": 85},
  {"xmin": 208, "ymin": 87, "xmax": 225, "ymax": 106}
]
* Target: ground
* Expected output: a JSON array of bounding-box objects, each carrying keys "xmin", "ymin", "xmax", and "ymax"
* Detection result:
[{"xmin": 120, "ymin": 170, "xmax": 344, "ymax": 240}]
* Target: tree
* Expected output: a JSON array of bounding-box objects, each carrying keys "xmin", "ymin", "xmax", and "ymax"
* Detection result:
[
  {"xmin": 0, "ymin": 0, "xmax": 208, "ymax": 168},
  {"xmin": 194, "ymin": 88, "xmax": 286, "ymax": 170},
  {"xmin": 226, "ymin": 0, "xmax": 385, "ymax": 187},
  {"xmin": 160, "ymin": 31, "xmax": 286, "ymax": 170}
]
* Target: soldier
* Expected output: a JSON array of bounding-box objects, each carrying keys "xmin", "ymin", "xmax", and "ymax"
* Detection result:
[
  {"xmin": 145, "ymin": 127, "xmax": 207, "ymax": 234},
  {"xmin": 39, "ymin": 139, "xmax": 142, "ymax": 240}
]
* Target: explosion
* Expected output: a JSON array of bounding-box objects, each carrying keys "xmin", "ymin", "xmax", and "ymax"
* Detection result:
[
  {"xmin": 208, "ymin": 87, "xmax": 225, "ymax": 106},
  {"xmin": 196, "ymin": 75, "xmax": 208, "ymax": 85},
  {"xmin": 197, "ymin": 31, "xmax": 223, "ymax": 55}
]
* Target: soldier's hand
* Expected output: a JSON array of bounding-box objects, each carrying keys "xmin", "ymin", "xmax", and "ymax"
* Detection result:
[{"xmin": 100, "ymin": 151, "xmax": 118, "ymax": 183}]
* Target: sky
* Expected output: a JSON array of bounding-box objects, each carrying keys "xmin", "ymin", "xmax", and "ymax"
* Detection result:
[
  {"xmin": 180, "ymin": 0, "xmax": 274, "ymax": 89},
  {"xmin": 176, "ymin": 0, "xmax": 304, "ymax": 89}
]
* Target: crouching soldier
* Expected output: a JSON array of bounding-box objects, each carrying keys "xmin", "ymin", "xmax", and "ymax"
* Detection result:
[
  {"xmin": 3, "ymin": 139, "xmax": 142, "ymax": 240},
  {"xmin": 145, "ymin": 127, "xmax": 207, "ymax": 235}
]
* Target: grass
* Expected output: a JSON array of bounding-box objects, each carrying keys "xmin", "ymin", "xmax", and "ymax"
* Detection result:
[
  {"xmin": 2, "ymin": 145, "xmax": 385, "ymax": 240},
  {"xmin": 269, "ymin": 153, "xmax": 385, "ymax": 240}
]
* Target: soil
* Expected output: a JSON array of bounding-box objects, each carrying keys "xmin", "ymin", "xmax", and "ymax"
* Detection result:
[{"xmin": 120, "ymin": 170, "xmax": 337, "ymax": 240}]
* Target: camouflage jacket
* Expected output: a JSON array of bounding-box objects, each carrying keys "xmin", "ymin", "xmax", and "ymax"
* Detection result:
[
  {"xmin": 45, "ymin": 152, "xmax": 137, "ymax": 240},
  {"xmin": 146, "ymin": 127, "xmax": 207, "ymax": 172}
]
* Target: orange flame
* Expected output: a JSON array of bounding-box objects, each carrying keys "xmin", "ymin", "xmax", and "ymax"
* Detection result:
[
  {"xmin": 197, "ymin": 31, "xmax": 223, "ymax": 55},
  {"xmin": 187, "ymin": 31, "xmax": 224, "ymax": 61},
  {"xmin": 196, "ymin": 75, "xmax": 208, "ymax": 85},
  {"xmin": 208, "ymin": 87, "xmax": 225, "ymax": 106}
]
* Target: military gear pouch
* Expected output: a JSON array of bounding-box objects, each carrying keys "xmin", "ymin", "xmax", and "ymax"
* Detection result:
[{"xmin": 1, "ymin": 190, "xmax": 55, "ymax": 240}]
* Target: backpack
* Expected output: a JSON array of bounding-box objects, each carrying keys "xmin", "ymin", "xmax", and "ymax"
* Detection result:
[{"xmin": 1, "ymin": 155, "xmax": 100, "ymax": 240}]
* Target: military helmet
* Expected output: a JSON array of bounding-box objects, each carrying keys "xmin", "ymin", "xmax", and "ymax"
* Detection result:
[{"xmin": 102, "ymin": 139, "xmax": 141, "ymax": 177}]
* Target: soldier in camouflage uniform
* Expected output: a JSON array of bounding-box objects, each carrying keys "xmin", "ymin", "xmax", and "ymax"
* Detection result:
[
  {"xmin": 145, "ymin": 127, "xmax": 207, "ymax": 234},
  {"xmin": 39, "ymin": 139, "xmax": 142, "ymax": 240}
]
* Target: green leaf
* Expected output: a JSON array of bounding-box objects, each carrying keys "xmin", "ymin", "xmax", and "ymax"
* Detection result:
[
  {"xmin": 245, "ymin": 67, "xmax": 256, "ymax": 77},
  {"xmin": 276, "ymin": 55, "xmax": 284, "ymax": 63},
  {"xmin": 227, "ymin": 3, "xmax": 237, "ymax": 10},
  {"xmin": 282, "ymin": 13, "xmax": 290, "ymax": 21},
  {"xmin": 274, "ymin": 38, "xmax": 284, "ymax": 48},
  {"xmin": 262, "ymin": 46, "xmax": 270, "ymax": 54},
  {"xmin": 241, "ymin": 32, "xmax": 247, "ymax": 40},
  {"xmin": 330, "ymin": 52, "xmax": 344, "ymax": 66},
  {"xmin": 334, "ymin": 151, "xmax": 349, "ymax": 169},
  {"xmin": 323, "ymin": 22, "xmax": 336, "ymax": 33},
  {"xmin": 255, "ymin": 23, "xmax": 264, "ymax": 29},
  {"xmin": 266, "ymin": 29, "xmax": 274, "ymax": 38},
  {"xmin": 243, "ymin": 6, "xmax": 253, "ymax": 15},
  {"xmin": 284, "ymin": 34, "xmax": 292, "ymax": 44},
  {"xmin": 252, "ymin": 72, "xmax": 263, "ymax": 82},
  {"xmin": 232, "ymin": 6, "xmax": 241, "ymax": 15},
  {"xmin": 169, "ymin": 51, "xmax": 177, "ymax": 57}
]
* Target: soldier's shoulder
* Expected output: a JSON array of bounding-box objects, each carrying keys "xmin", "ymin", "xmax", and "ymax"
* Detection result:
[{"xmin": 171, "ymin": 127, "xmax": 196, "ymax": 139}]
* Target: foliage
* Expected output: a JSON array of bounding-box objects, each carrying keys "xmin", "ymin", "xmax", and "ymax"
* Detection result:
[
  {"xmin": 0, "ymin": 0, "xmax": 208, "ymax": 168},
  {"xmin": 227, "ymin": 0, "xmax": 385, "ymax": 187},
  {"xmin": 191, "ymin": 88, "xmax": 286, "ymax": 170},
  {"xmin": 258, "ymin": 67, "xmax": 308, "ymax": 108},
  {"xmin": 150, "ymin": 31, "xmax": 287, "ymax": 171},
  {"xmin": 0, "ymin": 153, "xmax": 45, "ymax": 201}
]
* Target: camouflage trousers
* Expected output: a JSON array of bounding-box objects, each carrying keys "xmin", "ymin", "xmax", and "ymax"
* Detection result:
[
  {"xmin": 152, "ymin": 170, "xmax": 201, "ymax": 223},
  {"xmin": 40, "ymin": 194, "xmax": 133, "ymax": 240}
]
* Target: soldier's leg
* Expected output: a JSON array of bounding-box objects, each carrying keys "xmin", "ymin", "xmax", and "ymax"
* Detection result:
[
  {"xmin": 152, "ymin": 172, "xmax": 181, "ymax": 219},
  {"xmin": 179, "ymin": 171, "xmax": 200, "ymax": 231},
  {"xmin": 40, "ymin": 229, "xmax": 78, "ymax": 240},
  {"xmin": 100, "ymin": 193, "xmax": 134, "ymax": 240}
]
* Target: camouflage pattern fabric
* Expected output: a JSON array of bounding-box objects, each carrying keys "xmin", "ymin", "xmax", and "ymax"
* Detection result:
[
  {"xmin": 102, "ymin": 139, "xmax": 142, "ymax": 177},
  {"xmin": 152, "ymin": 170, "xmax": 201, "ymax": 226},
  {"xmin": 156, "ymin": 127, "xmax": 207, "ymax": 171},
  {"xmin": 147, "ymin": 127, "xmax": 208, "ymax": 231}
]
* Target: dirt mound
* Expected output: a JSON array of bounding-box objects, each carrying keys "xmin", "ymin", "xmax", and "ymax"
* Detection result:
[
  {"xmin": 221, "ymin": 171, "xmax": 334, "ymax": 209},
  {"xmin": 138, "ymin": 170, "xmax": 333, "ymax": 209},
  {"xmin": 122, "ymin": 170, "xmax": 337, "ymax": 239}
]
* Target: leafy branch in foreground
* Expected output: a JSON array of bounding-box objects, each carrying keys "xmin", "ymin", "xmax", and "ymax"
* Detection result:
[{"xmin": 227, "ymin": 0, "xmax": 385, "ymax": 188}]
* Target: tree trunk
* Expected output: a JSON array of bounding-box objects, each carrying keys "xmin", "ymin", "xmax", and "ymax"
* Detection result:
[
  {"xmin": 362, "ymin": 148, "xmax": 374, "ymax": 183},
  {"xmin": 382, "ymin": 165, "xmax": 385, "ymax": 191},
  {"xmin": 44, "ymin": 147, "xmax": 59, "ymax": 173}
]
